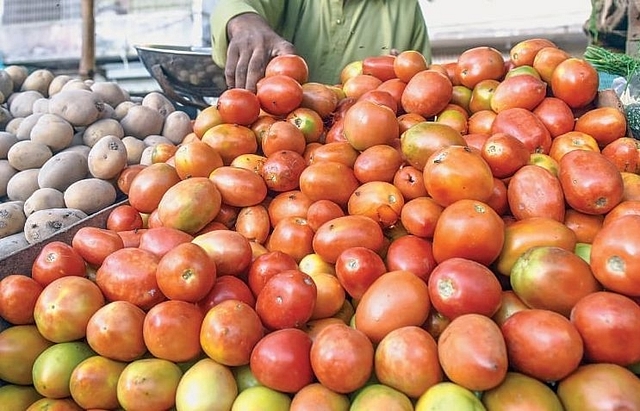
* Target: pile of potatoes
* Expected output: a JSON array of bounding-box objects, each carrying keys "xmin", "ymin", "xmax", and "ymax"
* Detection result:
[{"xmin": 0, "ymin": 66, "xmax": 193, "ymax": 256}]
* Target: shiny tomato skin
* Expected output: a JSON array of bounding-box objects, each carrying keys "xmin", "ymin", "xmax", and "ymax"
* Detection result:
[
  {"xmin": 265, "ymin": 54, "xmax": 309, "ymax": 84},
  {"xmin": 85, "ymin": 300, "xmax": 147, "ymax": 362},
  {"xmin": 490, "ymin": 73, "xmax": 547, "ymax": 113},
  {"xmin": 570, "ymin": 291, "xmax": 640, "ymax": 366},
  {"xmin": 216, "ymin": 88, "xmax": 261, "ymax": 126},
  {"xmin": 197, "ymin": 275, "xmax": 256, "ymax": 314},
  {"xmin": 590, "ymin": 214, "xmax": 640, "ymax": 296},
  {"xmin": 401, "ymin": 69, "xmax": 453, "ymax": 119},
  {"xmin": 455, "ymin": 46, "xmax": 505, "ymax": 89},
  {"xmin": 127, "ymin": 162, "xmax": 181, "ymax": 214},
  {"xmin": 532, "ymin": 96, "xmax": 576, "ymax": 138},
  {"xmin": 492, "ymin": 290, "xmax": 530, "ymax": 327},
  {"xmin": 312, "ymin": 214, "xmax": 385, "ymax": 264},
  {"xmin": 106, "ymin": 204, "xmax": 144, "ymax": 232},
  {"xmin": 501, "ymin": 308, "xmax": 584, "ymax": 382},
  {"xmin": 355, "ymin": 270, "xmax": 431, "ymax": 345},
  {"xmin": 71, "ymin": 227, "xmax": 124, "ymax": 268},
  {"xmin": 343, "ymin": 100, "xmax": 399, "ymax": 151},
  {"xmin": 491, "ymin": 107, "xmax": 552, "ymax": 154},
  {"xmin": 558, "ymin": 149, "xmax": 624, "ymax": 215},
  {"xmin": 33, "ymin": 276, "xmax": 105, "ymax": 343},
  {"xmin": 432, "ymin": 198, "xmax": 505, "ymax": 266},
  {"xmin": 142, "ymin": 300, "xmax": 203, "ymax": 363},
  {"xmin": 200, "ymin": 299, "xmax": 264, "ymax": 366},
  {"xmin": 437, "ymin": 313, "xmax": 508, "ymax": 392},
  {"xmin": 399, "ymin": 196, "xmax": 444, "ymax": 238},
  {"xmin": 247, "ymin": 250, "xmax": 299, "ymax": 297},
  {"xmin": 266, "ymin": 216, "xmax": 315, "ymax": 263},
  {"xmin": 192, "ymin": 229, "xmax": 253, "ymax": 277},
  {"xmin": 0, "ymin": 275, "xmax": 43, "ymax": 325},
  {"xmin": 256, "ymin": 74, "xmax": 304, "ymax": 116},
  {"xmin": 31, "ymin": 241, "xmax": 87, "ymax": 287},
  {"xmin": 255, "ymin": 269, "xmax": 317, "ymax": 330},
  {"xmin": 250, "ymin": 328, "xmax": 314, "ymax": 393},
  {"xmin": 310, "ymin": 323, "xmax": 374, "ymax": 394},
  {"xmin": 385, "ymin": 235, "xmax": 437, "ymax": 284},
  {"xmin": 155, "ymin": 242, "xmax": 216, "ymax": 303},
  {"xmin": 574, "ymin": 106, "xmax": 627, "ymax": 147},
  {"xmin": 556, "ymin": 363, "xmax": 640, "ymax": 410},
  {"xmin": 424, "ymin": 145, "xmax": 495, "ymax": 207},
  {"xmin": 347, "ymin": 181, "xmax": 404, "ymax": 228},
  {"xmin": 510, "ymin": 38, "xmax": 557, "ymax": 67},
  {"xmin": 550, "ymin": 57, "xmax": 599, "ymax": 109},
  {"xmin": 510, "ymin": 246, "xmax": 602, "ymax": 317},
  {"xmin": 137, "ymin": 226, "xmax": 193, "ymax": 258},
  {"xmin": 334, "ymin": 246, "xmax": 388, "ymax": 301},
  {"xmin": 95, "ymin": 247, "xmax": 165, "ymax": 310},
  {"xmin": 299, "ymin": 160, "xmax": 360, "ymax": 208},
  {"xmin": 362, "ymin": 54, "xmax": 397, "ymax": 82},
  {"xmin": 507, "ymin": 164, "xmax": 566, "ymax": 222},
  {"xmin": 427, "ymin": 257, "xmax": 503, "ymax": 320},
  {"xmin": 480, "ymin": 132, "xmax": 531, "ymax": 179}
]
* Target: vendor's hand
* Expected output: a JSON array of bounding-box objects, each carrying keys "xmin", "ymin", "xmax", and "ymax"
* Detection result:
[{"xmin": 226, "ymin": 12, "xmax": 296, "ymax": 93}]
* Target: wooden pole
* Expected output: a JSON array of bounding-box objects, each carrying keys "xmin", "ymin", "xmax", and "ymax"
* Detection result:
[{"xmin": 79, "ymin": 0, "xmax": 96, "ymax": 80}]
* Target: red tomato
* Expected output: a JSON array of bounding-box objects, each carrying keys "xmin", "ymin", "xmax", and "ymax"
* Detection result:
[
  {"xmin": 95, "ymin": 247, "xmax": 165, "ymax": 310},
  {"xmin": 255, "ymin": 269, "xmax": 317, "ymax": 330},
  {"xmin": 266, "ymin": 216, "xmax": 315, "ymax": 263},
  {"xmin": 532, "ymin": 96, "xmax": 576, "ymax": 138},
  {"xmin": 492, "ymin": 290, "xmax": 529, "ymax": 327},
  {"xmin": 310, "ymin": 323, "xmax": 374, "ymax": 394},
  {"xmin": 31, "ymin": 241, "xmax": 87, "ymax": 287},
  {"xmin": 173, "ymin": 139, "xmax": 224, "ymax": 180},
  {"xmin": 266, "ymin": 54, "xmax": 309, "ymax": 84},
  {"xmin": 507, "ymin": 164, "xmax": 566, "ymax": 222},
  {"xmin": 399, "ymin": 196, "xmax": 444, "ymax": 238},
  {"xmin": 590, "ymin": 214, "xmax": 640, "ymax": 296},
  {"xmin": 375, "ymin": 325, "xmax": 443, "ymax": 398},
  {"xmin": 247, "ymin": 250, "xmax": 299, "ymax": 297},
  {"xmin": 557, "ymin": 363, "xmax": 640, "ymax": 410},
  {"xmin": 33, "ymin": 276, "xmax": 105, "ymax": 343},
  {"xmin": 548, "ymin": 131, "xmax": 600, "ymax": 163},
  {"xmin": 510, "ymin": 246, "xmax": 601, "ymax": 317},
  {"xmin": 261, "ymin": 150, "xmax": 307, "ymax": 192},
  {"xmin": 250, "ymin": 328, "xmax": 314, "ymax": 393},
  {"xmin": 342, "ymin": 74, "xmax": 383, "ymax": 100},
  {"xmin": 209, "ymin": 166, "xmax": 268, "ymax": 208},
  {"xmin": 106, "ymin": 204, "xmax": 144, "ymax": 232},
  {"xmin": 509, "ymin": 38, "xmax": 557, "ymax": 67},
  {"xmin": 192, "ymin": 229, "xmax": 253, "ymax": 277},
  {"xmin": 116, "ymin": 358, "xmax": 182, "ymax": 411},
  {"xmin": 427, "ymin": 257, "xmax": 502, "ymax": 319},
  {"xmin": 558, "ymin": 149, "xmax": 624, "ymax": 215},
  {"xmin": 480, "ymin": 132, "xmax": 531, "ymax": 179},
  {"xmin": 394, "ymin": 50, "xmax": 429, "ymax": 82},
  {"xmin": 501, "ymin": 308, "xmax": 584, "ymax": 382},
  {"xmin": 334, "ymin": 246, "xmax": 387, "ymax": 300},
  {"xmin": 432, "ymin": 199, "xmax": 505, "ymax": 266},
  {"xmin": 216, "ymin": 88, "xmax": 261, "ymax": 126},
  {"xmin": 155, "ymin": 242, "xmax": 216, "ymax": 303},
  {"xmin": 393, "ymin": 165, "xmax": 429, "ymax": 201},
  {"xmin": 358, "ymin": 89, "xmax": 398, "ymax": 114},
  {"xmin": 570, "ymin": 291, "xmax": 640, "ymax": 366},
  {"xmin": 563, "ymin": 208, "xmax": 604, "ymax": 243},
  {"xmin": 69, "ymin": 355, "xmax": 127, "ymax": 410},
  {"xmin": 550, "ymin": 57, "xmax": 599, "ymax": 109},
  {"xmin": 490, "ymin": 74, "xmax": 547, "ymax": 113},
  {"xmin": 197, "ymin": 275, "xmax": 256, "ymax": 314},
  {"xmin": 256, "ymin": 74, "xmax": 304, "ymax": 116},
  {"xmin": 85, "ymin": 300, "xmax": 147, "ymax": 362},
  {"xmin": 143, "ymin": 300, "xmax": 203, "ymax": 363},
  {"xmin": 424, "ymin": 145, "xmax": 495, "ymax": 207},
  {"xmin": 0, "ymin": 275, "xmax": 43, "ymax": 325},
  {"xmin": 127, "ymin": 162, "xmax": 181, "ymax": 214},
  {"xmin": 438, "ymin": 313, "xmax": 508, "ymax": 392},
  {"xmin": 137, "ymin": 226, "xmax": 193, "ymax": 258},
  {"xmin": 300, "ymin": 82, "xmax": 339, "ymax": 119},
  {"xmin": 235, "ymin": 204, "xmax": 271, "ymax": 244},
  {"xmin": 355, "ymin": 270, "xmax": 431, "ymax": 344},
  {"xmin": 312, "ymin": 214, "xmax": 385, "ymax": 264},
  {"xmin": 401, "ymin": 69, "xmax": 453, "ymax": 118},
  {"xmin": 455, "ymin": 46, "xmax": 505, "ymax": 89},
  {"xmin": 532, "ymin": 46, "xmax": 571, "ymax": 83},
  {"xmin": 343, "ymin": 100, "xmax": 399, "ymax": 151},
  {"xmin": 353, "ymin": 144, "xmax": 404, "ymax": 184},
  {"xmin": 300, "ymin": 161, "xmax": 359, "ymax": 209},
  {"xmin": 385, "ymin": 235, "xmax": 437, "ymax": 284},
  {"xmin": 286, "ymin": 107, "xmax": 324, "ymax": 144},
  {"xmin": 306, "ymin": 199, "xmax": 345, "ymax": 232},
  {"xmin": 267, "ymin": 189, "xmax": 314, "ymax": 227},
  {"xmin": 601, "ymin": 137, "xmax": 640, "ymax": 173},
  {"xmin": 261, "ymin": 120, "xmax": 307, "ymax": 157},
  {"xmin": 491, "ymin": 107, "xmax": 552, "ymax": 154},
  {"xmin": 362, "ymin": 55, "xmax": 397, "ymax": 82},
  {"xmin": 201, "ymin": 123, "xmax": 258, "ymax": 165},
  {"xmin": 71, "ymin": 226, "xmax": 124, "ymax": 267}
]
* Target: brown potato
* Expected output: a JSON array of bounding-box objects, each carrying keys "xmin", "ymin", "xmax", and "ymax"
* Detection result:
[
  {"xmin": 82, "ymin": 118, "xmax": 125, "ymax": 147},
  {"xmin": 87, "ymin": 135, "xmax": 128, "ymax": 180},
  {"xmin": 48, "ymin": 89, "xmax": 105, "ymax": 127},
  {"xmin": 63, "ymin": 178, "xmax": 117, "ymax": 215},
  {"xmin": 30, "ymin": 113, "xmax": 75, "ymax": 152},
  {"xmin": 6, "ymin": 169, "xmax": 40, "ymax": 202},
  {"xmin": 7, "ymin": 140, "xmax": 52, "ymax": 171},
  {"xmin": 120, "ymin": 104, "xmax": 164, "ymax": 138},
  {"xmin": 20, "ymin": 68, "xmax": 55, "ymax": 96}
]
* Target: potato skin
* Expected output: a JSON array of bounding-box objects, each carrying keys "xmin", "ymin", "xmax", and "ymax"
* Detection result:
[
  {"xmin": 38, "ymin": 151, "xmax": 89, "ymax": 192},
  {"xmin": 7, "ymin": 140, "xmax": 52, "ymax": 171},
  {"xmin": 23, "ymin": 207, "xmax": 87, "ymax": 244},
  {"xmin": 63, "ymin": 178, "xmax": 117, "ymax": 215},
  {"xmin": 87, "ymin": 135, "xmax": 128, "ymax": 180},
  {"xmin": 23, "ymin": 187, "xmax": 65, "ymax": 217},
  {"xmin": 0, "ymin": 200, "xmax": 26, "ymax": 239}
]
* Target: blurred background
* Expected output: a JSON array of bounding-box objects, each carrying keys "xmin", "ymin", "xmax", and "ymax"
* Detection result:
[{"xmin": 0, "ymin": 0, "xmax": 592, "ymax": 94}]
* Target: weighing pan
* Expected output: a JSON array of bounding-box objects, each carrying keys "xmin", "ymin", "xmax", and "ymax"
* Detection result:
[{"xmin": 135, "ymin": 44, "xmax": 227, "ymax": 109}]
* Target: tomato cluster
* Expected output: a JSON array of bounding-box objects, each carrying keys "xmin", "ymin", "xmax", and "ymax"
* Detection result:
[{"xmin": 2, "ymin": 39, "xmax": 640, "ymax": 410}]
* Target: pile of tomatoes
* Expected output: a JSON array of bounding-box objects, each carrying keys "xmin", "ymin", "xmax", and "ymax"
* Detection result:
[{"xmin": 2, "ymin": 37, "xmax": 640, "ymax": 410}]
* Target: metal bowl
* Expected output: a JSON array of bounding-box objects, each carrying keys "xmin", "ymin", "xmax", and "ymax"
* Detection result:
[{"xmin": 135, "ymin": 44, "xmax": 227, "ymax": 108}]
